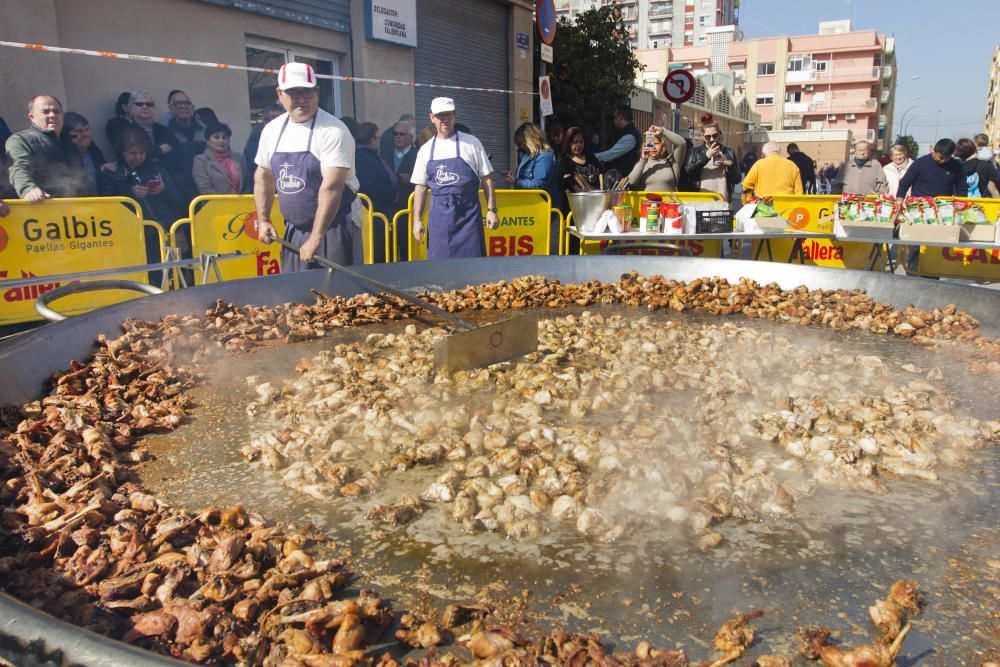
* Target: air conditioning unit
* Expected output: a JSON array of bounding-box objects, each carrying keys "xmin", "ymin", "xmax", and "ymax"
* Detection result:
[
  {"xmin": 827, "ymin": 114, "xmax": 837, "ymax": 121},
  {"xmin": 845, "ymin": 113, "xmax": 856, "ymax": 120},
  {"xmin": 805, "ymin": 85, "xmax": 814, "ymax": 91}
]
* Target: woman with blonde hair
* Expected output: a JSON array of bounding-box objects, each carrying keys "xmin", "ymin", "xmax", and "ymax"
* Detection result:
[
  {"xmin": 627, "ymin": 124, "xmax": 687, "ymax": 192},
  {"xmin": 504, "ymin": 122, "xmax": 561, "ymax": 209}
]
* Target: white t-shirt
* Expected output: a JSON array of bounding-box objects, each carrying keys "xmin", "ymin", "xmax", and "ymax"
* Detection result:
[
  {"xmin": 255, "ymin": 108, "xmax": 360, "ymax": 192},
  {"xmin": 410, "ymin": 132, "xmax": 494, "ymax": 186}
]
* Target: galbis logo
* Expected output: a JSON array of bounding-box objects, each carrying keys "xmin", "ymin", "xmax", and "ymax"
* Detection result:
[{"xmin": 223, "ymin": 211, "xmax": 262, "ymax": 241}]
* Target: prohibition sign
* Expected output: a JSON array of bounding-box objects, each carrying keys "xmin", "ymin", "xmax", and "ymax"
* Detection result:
[
  {"xmin": 663, "ymin": 69, "xmax": 696, "ymax": 104},
  {"xmin": 536, "ymin": 0, "xmax": 557, "ymax": 45}
]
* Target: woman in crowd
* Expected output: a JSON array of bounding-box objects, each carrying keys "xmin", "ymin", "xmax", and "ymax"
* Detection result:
[
  {"xmin": 504, "ymin": 122, "xmax": 561, "ymax": 210},
  {"xmin": 627, "ymin": 125, "xmax": 687, "ymax": 192},
  {"xmin": 105, "ymin": 91, "xmax": 131, "ymax": 146},
  {"xmin": 556, "ymin": 126, "xmax": 602, "ymax": 211},
  {"xmin": 101, "ymin": 128, "xmax": 185, "ymax": 223},
  {"xmin": 192, "ymin": 122, "xmax": 247, "ymax": 195},
  {"xmin": 882, "ymin": 144, "xmax": 913, "ymax": 198},
  {"xmin": 101, "ymin": 128, "xmax": 187, "ymax": 280},
  {"xmin": 61, "ymin": 112, "xmax": 115, "ymax": 196},
  {"xmin": 194, "ymin": 107, "xmax": 219, "ymax": 129},
  {"xmin": 955, "ymin": 138, "xmax": 1000, "ymax": 198}
]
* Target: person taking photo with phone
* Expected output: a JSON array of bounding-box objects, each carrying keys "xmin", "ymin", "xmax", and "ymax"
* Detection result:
[{"xmin": 683, "ymin": 115, "xmax": 740, "ymax": 203}]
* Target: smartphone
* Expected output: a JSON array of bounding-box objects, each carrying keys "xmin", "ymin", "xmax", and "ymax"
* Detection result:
[
  {"xmin": 644, "ymin": 131, "xmax": 655, "ymax": 150},
  {"xmin": 146, "ymin": 174, "xmax": 164, "ymax": 191}
]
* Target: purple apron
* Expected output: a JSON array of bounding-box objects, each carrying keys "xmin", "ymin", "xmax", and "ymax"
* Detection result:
[
  {"xmin": 425, "ymin": 133, "xmax": 486, "ymax": 259},
  {"xmin": 271, "ymin": 115, "xmax": 357, "ymax": 271}
]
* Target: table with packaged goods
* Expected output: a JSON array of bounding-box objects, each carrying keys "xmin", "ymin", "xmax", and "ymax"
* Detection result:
[
  {"xmin": 566, "ymin": 227, "xmax": 837, "ymax": 263},
  {"xmin": 836, "ymin": 234, "xmax": 1000, "ymax": 273}
]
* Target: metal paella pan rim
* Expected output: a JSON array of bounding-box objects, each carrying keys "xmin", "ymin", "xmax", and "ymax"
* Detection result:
[{"xmin": 1, "ymin": 256, "xmax": 999, "ymax": 665}]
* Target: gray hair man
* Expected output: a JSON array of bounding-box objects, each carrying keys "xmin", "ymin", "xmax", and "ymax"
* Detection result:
[{"xmin": 832, "ymin": 140, "xmax": 888, "ymax": 195}]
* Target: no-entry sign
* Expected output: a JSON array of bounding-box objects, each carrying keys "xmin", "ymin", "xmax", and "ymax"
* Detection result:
[{"xmin": 663, "ymin": 69, "xmax": 695, "ymax": 104}]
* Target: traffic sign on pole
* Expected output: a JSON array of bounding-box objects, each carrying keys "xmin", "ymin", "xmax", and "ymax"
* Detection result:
[
  {"xmin": 535, "ymin": 0, "xmax": 556, "ymax": 45},
  {"xmin": 662, "ymin": 69, "xmax": 695, "ymax": 104}
]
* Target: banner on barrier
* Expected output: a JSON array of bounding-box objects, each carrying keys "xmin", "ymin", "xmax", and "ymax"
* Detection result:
[
  {"xmin": 916, "ymin": 198, "xmax": 1000, "ymax": 280},
  {"xmin": 747, "ymin": 195, "xmax": 879, "ymax": 269},
  {"xmin": 575, "ymin": 191, "xmax": 725, "ymax": 258},
  {"xmin": 186, "ymin": 194, "xmax": 386, "ymax": 282},
  {"xmin": 0, "ymin": 198, "xmax": 152, "ymax": 325},
  {"xmin": 187, "ymin": 196, "xmax": 287, "ymax": 282},
  {"xmin": 406, "ymin": 190, "xmax": 557, "ymax": 260}
]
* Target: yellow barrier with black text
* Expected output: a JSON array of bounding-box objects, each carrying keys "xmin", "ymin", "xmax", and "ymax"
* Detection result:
[
  {"xmin": 177, "ymin": 194, "xmax": 391, "ymax": 283},
  {"xmin": 745, "ymin": 194, "xmax": 881, "ymax": 269},
  {"xmin": 405, "ymin": 190, "xmax": 563, "ymax": 260},
  {"xmin": 567, "ymin": 191, "xmax": 725, "ymax": 257},
  {"xmin": 0, "ymin": 197, "xmax": 159, "ymax": 325},
  {"xmin": 914, "ymin": 198, "xmax": 1000, "ymax": 280}
]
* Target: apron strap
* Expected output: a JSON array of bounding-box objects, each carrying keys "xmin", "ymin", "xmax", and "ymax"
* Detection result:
[{"xmin": 305, "ymin": 114, "xmax": 317, "ymax": 153}]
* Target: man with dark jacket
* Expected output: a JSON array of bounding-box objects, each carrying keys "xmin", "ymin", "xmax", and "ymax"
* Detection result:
[
  {"xmin": 786, "ymin": 143, "xmax": 816, "ymax": 194},
  {"xmin": 5, "ymin": 95, "xmax": 88, "ymax": 201},
  {"xmin": 896, "ymin": 138, "xmax": 968, "ymax": 199},
  {"xmin": 684, "ymin": 122, "xmax": 740, "ymax": 203},
  {"xmin": 162, "ymin": 90, "xmax": 206, "ymax": 203},
  {"xmin": 595, "ymin": 104, "xmax": 641, "ymax": 179}
]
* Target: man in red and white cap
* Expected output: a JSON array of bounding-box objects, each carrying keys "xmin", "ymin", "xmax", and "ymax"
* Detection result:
[{"xmin": 254, "ymin": 62, "xmax": 360, "ymax": 270}]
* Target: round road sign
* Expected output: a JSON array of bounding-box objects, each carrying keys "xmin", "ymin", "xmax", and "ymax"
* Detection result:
[
  {"xmin": 536, "ymin": 0, "xmax": 556, "ymax": 46},
  {"xmin": 663, "ymin": 69, "xmax": 696, "ymax": 104}
]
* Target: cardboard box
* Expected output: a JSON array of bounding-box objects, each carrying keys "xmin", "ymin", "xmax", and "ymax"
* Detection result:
[
  {"xmin": 898, "ymin": 224, "xmax": 961, "ymax": 244},
  {"xmin": 838, "ymin": 220, "xmax": 895, "ymax": 240},
  {"xmin": 960, "ymin": 223, "xmax": 998, "ymax": 243},
  {"xmin": 754, "ymin": 216, "xmax": 788, "ymax": 232}
]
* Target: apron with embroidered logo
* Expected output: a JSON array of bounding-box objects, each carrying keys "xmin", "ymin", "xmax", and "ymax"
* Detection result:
[
  {"xmin": 271, "ymin": 115, "xmax": 357, "ymax": 272},
  {"xmin": 425, "ymin": 133, "xmax": 486, "ymax": 259}
]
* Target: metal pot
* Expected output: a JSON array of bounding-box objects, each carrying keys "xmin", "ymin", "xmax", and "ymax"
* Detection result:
[{"xmin": 567, "ymin": 191, "xmax": 611, "ymax": 231}]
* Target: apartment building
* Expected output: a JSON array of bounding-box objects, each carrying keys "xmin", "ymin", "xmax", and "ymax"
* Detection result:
[
  {"xmin": 639, "ymin": 20, "xmax": 898, "ymax": 150},
  {"xmin": 985, "ymin": 46, "xmax": 1000, "ymax": 149},
  {"xmin": 555, "ymin": 0, "xmax": 738, "ymax": 50}
]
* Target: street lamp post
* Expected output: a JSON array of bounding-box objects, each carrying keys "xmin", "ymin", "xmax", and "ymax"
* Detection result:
[
  {"xmin": 902, "ymin": 113, "xmax": 924, "ymax": 138},
  {"xmin": 897, "ymin": 103, "xmax": 925, "ymax": 138}
]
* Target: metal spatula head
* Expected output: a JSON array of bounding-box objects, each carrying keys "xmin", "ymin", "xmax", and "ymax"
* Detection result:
[{"xmin": 434, "ymin": 313, "xmax": 539, "ymax": 372}]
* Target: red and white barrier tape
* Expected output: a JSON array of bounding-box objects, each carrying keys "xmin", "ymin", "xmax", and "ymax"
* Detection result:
[{"xmin": 0, "ymin": 40, "xmax": 536, "ymax": 96}]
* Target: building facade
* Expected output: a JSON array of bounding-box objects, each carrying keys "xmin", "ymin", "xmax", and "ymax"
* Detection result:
[
  {"xmin": 639, "ymin": 20, "xmax": 898, "ymax": 151},
  {"xmin": 0, "ymin": 0, "xmax": 534, "ymax": 172},
  {"xmin": 556, "ymin": 0, "xmax": 738, "ymax": 50},
  {"xmin": 985, "ymin": 46, "xmax": 1000, "ymax": 150}
]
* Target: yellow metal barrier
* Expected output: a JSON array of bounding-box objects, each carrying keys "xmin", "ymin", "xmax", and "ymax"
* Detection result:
[
  {"xmin": 0, "ymin": 197, "xmax": 158, "ymax": 325},
  {"xmin": 744, "ymin": 194, "xmax": 879, "ymax": 269},
  {"xmin": 566, "ymin": 191, "xmax": 725, "ymax": 258},
  {"xmin": 178, "ymin": 193, "xmax": 389, "ymax": 284},
  {"xmin": 401, "ymin": 189, "xmax": 561, "ymax": 260}
]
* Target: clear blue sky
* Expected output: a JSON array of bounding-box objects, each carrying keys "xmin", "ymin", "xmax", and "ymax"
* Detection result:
[{"xmin": 738, "ymin": 0, "xmax": 999, "ymax": 146}]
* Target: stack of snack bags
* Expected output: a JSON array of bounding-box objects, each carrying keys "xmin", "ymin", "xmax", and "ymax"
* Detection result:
[{"xmin": 836, "ymin": 194, "xmax": 899, "ymax": 225}]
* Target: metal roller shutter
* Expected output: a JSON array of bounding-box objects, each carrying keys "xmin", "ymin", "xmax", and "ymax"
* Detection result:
[
  {"xmin": 199, "ymin": 0, "xmax": 350, "ymax": 32},
  {"xmin": 414, "ymin": 0, "xmax": 510, "ymax": 172}
]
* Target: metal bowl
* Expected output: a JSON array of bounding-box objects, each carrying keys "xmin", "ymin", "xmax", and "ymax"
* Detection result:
[{"xmin": 567, "ymin": 191, "xmax": 611, "ymax": 231}]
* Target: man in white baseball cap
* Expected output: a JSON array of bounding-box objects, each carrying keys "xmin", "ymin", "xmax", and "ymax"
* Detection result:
[
  {"xmin": 410, "ymin": 96, "xmax": 499, "ymax": 258},
  {"xmin": 254, "ymin": 62, "xmax": 361, "ymax": 270}
]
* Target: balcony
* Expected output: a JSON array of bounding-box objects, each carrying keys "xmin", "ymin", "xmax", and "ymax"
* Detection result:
[
  {"xmin": 786, "ymin": 66, "xmax": 881, "ymax": 84},
  {"xmin": 784, "ymin": 98, "xmax": 878, "ymax": 115}
]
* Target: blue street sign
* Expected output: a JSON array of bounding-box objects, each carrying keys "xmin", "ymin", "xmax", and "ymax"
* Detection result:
[{"xmin": 536, "ymin": 0, "xmax": 556, "ymax": 46}]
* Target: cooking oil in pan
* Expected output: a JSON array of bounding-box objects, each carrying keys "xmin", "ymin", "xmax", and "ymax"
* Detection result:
[{"xmin": 137, "ymin": 306, "xmax": 1000, "ymax": 661}]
